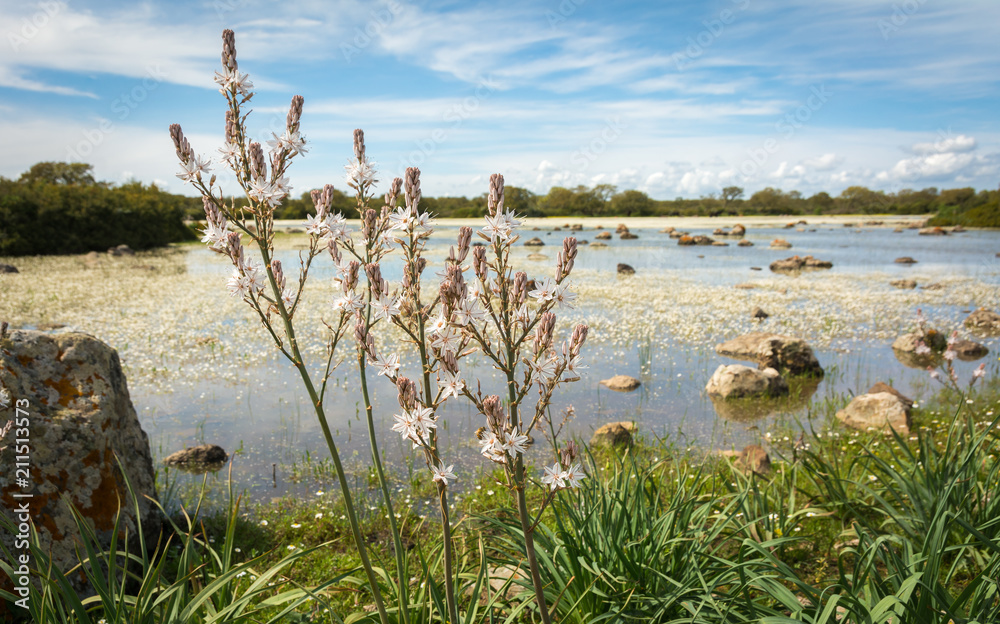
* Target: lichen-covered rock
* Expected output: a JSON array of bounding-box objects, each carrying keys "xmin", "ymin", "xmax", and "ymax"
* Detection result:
[
  {"xmin": 705, "ymin": 364, "xmax": 789, "ymax": 399},
  {"xmin": 737, "ymin": 239, "xmax": 754, "ymax": 247},
  {"xmin": 524, "ymin": 237, "xmax": 544, "ymax": 247},
  {"xmin": 0, "ymin": 330, "xmax": 159, "ymax": 593},
  {"xmin": 620, "ymin": 232, "xmax": 638, "ymax": 240},
  {"xmin": 715, "ymin": 332, "xmax": 824, "ymax": 376},
  {"xmin": 965, "ymin": 308, "xmax": 1000, "ymax": 336},
  {"xmin": 891, "ymin": 330, "xmax": 946, "ymax": 368},
  {"xmin": 590, "ymin": 421, "xmax": 634, "ymax": 447},
  {"xmin": 595, "ymin": 231, "xmax": 612, "ymax": 240},
  {"xmin": 894, "ymin": 257, "xmax": 918, "ymax": 264},
  {"xmin": 600, "ymin": 375, "xmax": 641, "ymax": 392},
  {"xmin": 918, "ymin": 227, "xmax": 947, "ymax": 236},
  {"xmin": 769, "ymin": 255, "xmax": 833, "ymax": 272},
  {"xmin": 836, "ymin": 392, "xmax": 911, "ymax": 435},
  {"xmin": 0, "ymin": 264, "xmax": 18, "ymax": 274},
  {"xmin": 952, "ymin": 340, "xmax": 988, "ymax": 361},
  {"xmin": 890, "ymin": 279, "xmax": 916, "ymax": 289},
  {"xmin": 769, "ymin": 239, "xmax": 793, "ymax": 249},
  {"xmin": 617, "ymin": 263, "xmax": 635, "ymax": 275}
]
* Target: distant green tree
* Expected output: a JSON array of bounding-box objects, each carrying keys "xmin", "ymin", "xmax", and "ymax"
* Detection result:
[
  {"xmin": 721, "ymin": 186, "xmax": 744, "ymax": 208},
  {"xmin": 610, "ymin": 190, "xmax": 653, "ymax": 216},
  {"xmin": 19, "ymin": 162, "xmax": 97, "ymax": 186}
]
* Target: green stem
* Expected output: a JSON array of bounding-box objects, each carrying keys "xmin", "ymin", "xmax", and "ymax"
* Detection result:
[
  {"xmin": 508, "ymin": 358, "xmax": 552, "ymax": 624},
  {"xmin": 260, "ymin": 244, "xmax": 390, "ymax": 624},
  {"xmin": 359, "ymin": 342, "xmax": 411, "ymax": 624}
]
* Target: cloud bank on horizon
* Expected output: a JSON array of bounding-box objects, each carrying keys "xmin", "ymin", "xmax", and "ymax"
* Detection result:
[{"xmin": 0, "ymin": 0, "xmax": 998, "ymax": 200}]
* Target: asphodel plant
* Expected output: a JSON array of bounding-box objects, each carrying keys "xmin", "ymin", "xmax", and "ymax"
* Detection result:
[{"xmin": 171, "ymin": 29, "xmax": 589, "ymax": 624}]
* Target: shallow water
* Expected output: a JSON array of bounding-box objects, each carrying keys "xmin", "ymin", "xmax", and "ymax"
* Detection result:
[{"xmin": 4, "ymin": 220, "xmax": 999, "ymax": 505}]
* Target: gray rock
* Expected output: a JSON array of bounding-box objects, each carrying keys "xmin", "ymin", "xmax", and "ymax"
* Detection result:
[
  {"xmin": 918, "ymin": 227, "xmax": 948, "ymax": 236},
  {"xmin": 0, "ymin": 330, "xmax": 159, "ymax": 593},
  {"xmin": 751, "ymin": 307, "xmax": 769, "ymax": 320},
  {"xmin": 715, "ymin": 332, "xmax": 824, "ymax": 376},
  {"xmin": 890, "ymin": 279, "xmax": 917, "ymax": 289},
  {"xmin": 769, "ymin": 239, "xmax": 793, "ymax": 249},
  {"xmin": 595, "ymin": 231, "xmax": 612, "ymax": 240},
  {"xmin": 952, "ymin": 340, "xmax": 988, "ymax": 361},
  {"xmin": 705, "ymin": 364, "xmax": 789, "ymax": 399},
  {"xmin": 836, "ymin": 392, "xmax": 911, "ymax": 435},
  {"xmin": 600, "ymin": 375, "xmax": 641, "ymax": 392},
  {"xmin": 590, "ymin": 422, "xmax": 634, "ymax": 447},
  {"xmin": 867, "ymin": 382, "xmax": 913, "ymax": 409},
  {"xmin": 894, "ymin": 257, "xmax": 918, "ymax": 264},
  {"xmin": 617, "ymin": 263, "xmax": 635, "ymax": 275},
  {"xmin": 0, "ymin": 264, "xmax": 18, "ymax": 274},
  {"xmin": 589, "ymin": 241, "xmax": 609, "ymax": 248},
  {"xmin": 107, "ymin": 244, "xmax": 135, "ymax": 256},
  {"xmin": 769, "ymin": 255, "xmax": 833, "ymax": 272},
  {"xmin": 524, "ymin": 237, "xmax": 544, "ymax": 247},
  {"xmin": 620, "ymin": 232, "xmax": 638, "ymax": 240},
  {"xmin": 737, "ymin": 239, "xmax": 754, "ymax": 247}
]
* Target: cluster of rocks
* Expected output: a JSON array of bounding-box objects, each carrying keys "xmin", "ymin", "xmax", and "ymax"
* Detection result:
[
  {"xmin": 107, "ymin": 244, "xmax": 135, "ymax": 256},
  {"xmin": 705, "ymin": 333, "xmax": 824, "ymax": 403},
  {"xmin": 769, "ymin": 239, "xmax": 793, "ymax": 249},
  {"xmin": 965, "ymin": 308, "xmax": 1000, "ymax": 336},
  {"xmin": 769, "ymin": 255, "xmax": 833, "ymax": 273},
  {"xmin": 713, "ymin": 224, "xmax": 746, "ymax": 237}
]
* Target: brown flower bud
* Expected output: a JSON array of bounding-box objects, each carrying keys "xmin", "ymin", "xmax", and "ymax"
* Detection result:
[
  {"xmin": 396, "ymin": 376, "xmax": 418, "ymax": 411},
  {"xmin": 441, "ymin": 350, "xmax": 459, "ymax": 374},
  {"xmin": 344, "ymin": 261, "xmax": 361, "ymax": 291},
  {"xmin": 327, "ymin": 239, "xmax": 341, "ymax": 264},
  {"xmin": 557, "ymin": 237, "xmax": 578, "ymax": 280},
  {"xmin": 450, "ymin": 226, "xmax": 472, "ymax": 264},
  {"xmin": 560, "ymin": 440, "xmax": 579, "ymax": 466},
  {"xmin": 472, "ymin": 246, "xmax": 488, "ymax": 282},
  {"xmin": 169, "ymin": 124, "xmax": 192, "ymax": 163},
  {"xmin": 362, "ymin": 208, "xmax": 378, "ymax": 242},
  {"xmin": 222, "ymin": 29, "xmax": 238, "ymax": 72},
  {"xmin": 270, "ymin": 259, "xmax": 285, "ymax": 290},
  {"xmin": 385, "ymin": 177, "xmax": 403, "ymax": 209},
  {"xmin": 570, "ymin": 324, "xmax": 589, "ymax": 358},
  {"xmin": 405, "ymin": 167, "xmax": 421, "ymax": 211},
  {"xmin": 287, "ymin": 95, "xmax": 304, "ymax": 134},
  {"xmin": 487, "ymin": 173, "xmax": 504, "ymax": 216},
  {"xmin": 512, "ymin": 272, "xmax": 527, "ymax": 306},
  {"xmin": 365, "ymin": 263, "xmax": 384, "ymax": 298},
  {"xmin": 534, "ymin": 312, "xmax": 556, "ymax": 355},
  {"xmin": 482, "ymin": 395, "xmax": 507, "ymax": 432},
  {"xmin": 224, "ymin": 109, "xmax": 236, "ymax": 144},
  {"xmin": 249, "ymin": 141, "xmax": 266, "ymax": 180},
  {"xmin": 353, "ymin": 128, "xmax": 365, "ymax": 162}
]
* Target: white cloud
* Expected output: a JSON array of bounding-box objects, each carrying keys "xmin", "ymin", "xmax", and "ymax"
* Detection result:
[{"xmin": 911, "ymin": 134, "xmax": 977, "ymax": 155}]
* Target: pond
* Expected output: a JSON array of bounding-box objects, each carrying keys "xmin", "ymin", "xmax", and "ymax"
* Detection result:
[{"xmin": 3, "ymin": 215, "xmax": 999, "ymax": 506}]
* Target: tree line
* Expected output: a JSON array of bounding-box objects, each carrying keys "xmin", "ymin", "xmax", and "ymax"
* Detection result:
[{"xmin": 2, "ymin": 163, "xmax": 997, "ymax": 256}]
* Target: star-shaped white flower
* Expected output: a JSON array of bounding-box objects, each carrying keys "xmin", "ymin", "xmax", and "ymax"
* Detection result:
[
  {"xmin": 553, "ymin": 282, "xmax": 576, "ymax": 309},
  {"xmin": 372, "ymin": 295, "xmax": 400, "ymax": 321},
  {"xmin": 372, "ymin": 353, "xmax": 400, "ymax": 378},
  {"xmin": 430, "ymin": 326, "xmax": 462, "ymax": 355},
  {"xmin": 280, "ymin": 288, "xmax": 296, "ymax": 309},
  {"xmin": 267, "ymin": 130, "xmax": 308, "ymax": 157},
  {"xmin": 437, "ymin": 370, "xmax": 465, "ymax": 400},
  {"xmin": 541, "ymin": 462, "xmax": 566, "ymax": 491},
  {"xmin": 226, "ymin": 270, "xmax": 251, "ymax": 299},
  {"xmin": 201, "ymin": 221, "xmax": 230, "ymax": 250},
  {"xmin": 332, "ymin": 289, "xmax": 364, "ymax": 313},
  {"xmin": 502, "ymin": 429, "xmax": 530, "ymax": 458},
  {"xmin": 529, "ymin": 356, "xmax": 559, "ymax": 383},
  {"xmin": 529, "ymin": 278, "xmax": 557, "ymax": 302},
  {"xmin": 431, "ymin": 463, "xmax": 457, "ymax": 487},
  {"xmin": 563, "ymin": 463, "xmax": 586, "ymax": 488},
  {"xmin": 427, "ymin": 314, "xmax": 448, "ymax": 334},
  {"xmin": 176, "ymin": 154, "xmax": 211, "ymax": 183}
]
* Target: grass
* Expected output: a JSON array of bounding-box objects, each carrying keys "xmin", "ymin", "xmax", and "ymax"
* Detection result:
[{"xmin": 3, "ymin": 380, "xmax": 1000, "ymax": 622}]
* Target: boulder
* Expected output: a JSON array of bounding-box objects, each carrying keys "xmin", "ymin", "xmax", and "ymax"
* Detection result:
[
  {"xmin": 751, "ymin": 307, "xmax": 770, "ymax": 320},
  {"xmin": 731, "ymin": 224, "xmax": 746, "ymax": 237},
  {"xmin": 578, "ymin": 239, "xmax": 589, "ymax": 245},
  {"xmin": 0, "ymin": 330, "xmax": 159, "ymax": 593},
  {"xmin": 164, "ymin": 444, "xmax": 228, "ymax": 466},
  {"xmin": 715, "ymin": 332, "xmax": 824, "ymax": 376},
  {"xmin": 528, "ymin": 253, "xmax": 548, "ymax": 261},
  {"xmin": 600, "ymin": 375, "xmax": 641, "ymax": 392},
  {"xmin": 769, "ymin": 255, "xmax": 833, "ymax": 273},
  {"xmin": 712, "ymin": 241, "xmax": 729, "ymax": 246},
  {"xmin": 0, "ymin": 264, "xmax": 18, "ymax": 274},
  {"xmin": 836, "ymin": 392, "xmax": 911, "ymax": 435},
  {"xmin": 660, "ymin": 226, "xmax": 675, "ymax": 234},
  {"xmin": 615, "ymin": 223, "xmax": 629, "ymax": 234},
  {"xmin": 668, "ymin": 230, "xmax": 689, "ymax": 239},
  {"xmin": 770, "ymin": 239, "xmax": 793, "ymax": 249},
  {"xmin": 595, "ymin": 231, "xmax": 612, "ymax": 240},
  {"xmin": 894, "ymin": 257, "xmax": 918, "ymax": 264},
  {"xmin": 890, "ymin": 279, "xmax": 917, "ymax": 289},
  {"xmin": 705, "ymin": 365, "xmax": 789, "ymax": 399},
  {"xmin": 922, "ymin": 282, "xmax": 945, "ymax": 291},
  {"xmin": 952, "ymin": 340, "xmax": 988, "ymax": 361},
  {"xmin": 737, "ymin": 240, "xmax": 754, "ymax": 247},
  {"xmin": 867, "ymin": 382, "xmax": 913, "ymax": 409},
  {"xmin": 617, "ymin": 263, "xmax": 635, "ymax": 275},
  {"xmin": 620, "ymin": 232, "xmax": 638, "ymax": 240},
  {"xmin": 589, "ymin": 241, "xmax": 609, "ymax": 248},
  {"xmin": 739, "ymin": 444, "xmax": 771, "ymax": 474},
  {"xmin": 570, "ymin": 224, "xmax": 583, "ymax": 231},
  {"xmin": 678, "ymin": 235, "xmax": 714, "ymax": 246},
  {"xmin": 524, "ymin": 237, "xmax": 544, "ymax": 247},
  {"xmin": 590, "ymin": 422, "xmax": 634, "ymax": 447},
  {"xmin": 918, "ymin": 227, "xmax": 947, "ymax": 236},
  {"xmin": 965, "ymin": 308, "xmax": 1000, "ymax": 336},
  {"xmin": 710, "ymin": 376, "xmax": 821, "ymax": 422},
  {"xmin": 952, "ymin": 225, "xmax": 965, "ymax": 233},
  {"xmin": 892, "ymin": 330, "xmax": 945, "ymax": 368}
]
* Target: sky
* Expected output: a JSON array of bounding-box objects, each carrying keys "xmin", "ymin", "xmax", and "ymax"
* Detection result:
[{"xmin": 0, "ymin": 0, "xmax": 998, "ymax": 201}]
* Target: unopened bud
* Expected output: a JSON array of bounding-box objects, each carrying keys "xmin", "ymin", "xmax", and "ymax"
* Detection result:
[
  {"xmin": 344, "ymin": 261, "xmax": 361, "ymax": 291},
  {"xmin": 169, "ymin": 123, "xmax": 192, "ymax": 163},
  {"xmin": 488, "ymin": 173, "xmax": 504, "ymax": 216},
  {"xmin": 287, "ymin": 95, "xmax": 304, "ymax": 134},
  {"xmin": 534, "ymin": 312, "xmax": 556, "ymax": 355},
  {"xmin": 353, "ymin": 128, "xmax": 366, "ymax": 162},
  {"xmin": 405, "ymin": 167, "xmax": 421, "ymax": 211},
  {"xmin": 222, "ymin": 29, "xmax": 238, "ymax": 72},
  {"xmin": 570, "ymin": 324, "xmax": 589, "ymax": 358},
  {"xmin": 385, "ymin": 177, "xmax": 403, "ymax": 209},
  {"xmin": 271, "ymin": 259, "xmax": 285, "ymax": 290},
  {"xmin": 396, "ymin": 376, "xmax": 417, "ymax": 411},
  {"xmin": 365, "ymin": 263, "xmax": 384, "ymax": 298},
  {"xmin": 249, "ymin": 142, "xmax": 266, "ymax": 180},
  {"xmin": 482, "ymin": 395, "xmax": 507, "ymax": 432},
  {"xmin": 472, "ymin": 246, "xmax": 488, "ymax": 282},
  {"xmin": 512, "ymin": 272, "xmax": 527, "ymax": 305},
  {"xmin": 557, "ymin": 237, "xmax": 578, "ymax": 280}
]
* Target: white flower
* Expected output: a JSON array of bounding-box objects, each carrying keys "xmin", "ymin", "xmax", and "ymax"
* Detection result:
[
  {"xmin": 214, "ymin": 65, "xmax": 254, "ymax": 96},
  {"xmin": 414, "ymin": 211, "xmax": 433, "ymax": 232},
  {"xmin": 372, "ymin": 353, "xmax": 400, "ymax": 378},
  {"xmin": 267, "ymin": 130, "xmax": 308, "ymax": 157},
  {"xmin": 218, "ymin": 141, "xmax": 240, "ymax": 164},
  {"xmin": 528, "ymin": 278, "xmax": 557, "ymax": 302},
  {"xmin": 973, "ymin": 364, "xmax": 986, "ymax": 379},
  {"xmin": 553, "ymin": 282, "xmax": 576, "ymax": 309},
  {"xmin": 372, "ymin": 295, "xmax": 400, "ymax": 321},
  {"xmin": 247, "ymin": 176, "xmax": 274, "ymax": 204},
  {"xmin": 479, "ymin": 431, "xmax": 506, "ymax": 464},
  {"xmin": 482, "ymin": 213, "xmax": 511, "ymax": 241},
  {"xmin": 437, "ymin": 370, "xmax": 465, "ymax": 399},
  {"xmin": 427, "ymin": 314, "xmax": 448, "ymax": 334},
  {"xmin": 431, "ymin": 463, "xmax": 457, "ymax": 487},
  {"xmin": 391, "ymin": 411, "xmax": 418, "ymax": 441},
  {"xmin": 452, "ymin": 298, "xmax": 486, "ymax": 326},
  {"xmin": 388, "ymin": 206, "xmax": 415, "ymax": 231},
  {"xmin": 514, "ymin": 304, "xmax": 531, "ymax": 326},
  {"xmin": 565, "ymin": 354, "xmax": 586, "ymax": 374},
  {"xmin": 345, "ymin": 158, "xmax": 377, "ymax": 189},
  {"xmin": 200, "ymin": 221, "xmax": 230, "ymax": 250},
  {"xmin": 332, "ymin": 290, "xmax": 364, "ymax": 313},
  {"xmin": 323, "ymin": 213, "xmax": 350, "ymax": 241},
  {"xmin": 305, "ymin": 214, "xmax": 325, "ymax": 236},
  {"xmin": 280, "ymin": 288, "xmax": 296, "ymax": 309},
  {"xmin": 915, "ymin": 343, "xmax": 932, "ymax": 355},
  {"xmin": 529, "ymin": 356, "xmax": 560, "ymax": 383},
  {"xmin": 943, "ymin": 349, "xmax": 956, "ymax": 361},
  {"xmin": 244, "ymin": 261, "xmax": 266, "ymax": 293},
  {"xmin": 227, "ymin": 269, "xmax": 251, "ymax": 298},
  {"xmin": 176, "ymin": 154, "xmax": 211, "ymax": 183},
  {"xmin": 502, "ymin": 430, "xmax": 530, "ymax": 458},
  {"xmin": 541, "ymin": 462, "xmax": 566, "ymax": 491},
  {"xmin": 410, "ymin": 405, "xmax": 437, "ymax": 437},
  {"xmin": 430, "ymin": 326, "xmax": 462, "ymax": 355},
  {"xmin": 563, "ymin": 463, "xmax": 585, "ymax": 488}
]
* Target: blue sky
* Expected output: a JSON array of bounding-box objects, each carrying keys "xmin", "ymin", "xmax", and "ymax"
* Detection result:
[{"xmin": 1, "ymin": 0, "xmax": 998, "ymax": 200}]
